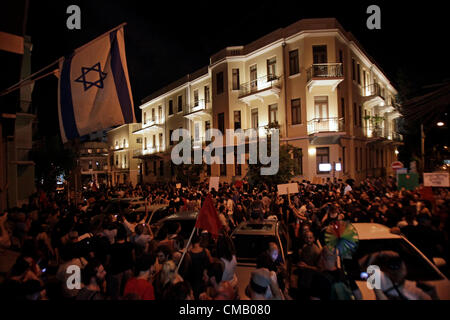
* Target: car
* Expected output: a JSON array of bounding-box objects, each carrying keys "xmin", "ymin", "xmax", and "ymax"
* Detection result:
[
  {"xmin": 152, "ymin": 211, "xmax": 199, "ymax": 244},
  {"xmin": 343, "ymin": 223, "xmax": 450, "ymax": 300},
  {"xmin": 230, "ymin": 219, "xmax": 290, "ymax": 299}
]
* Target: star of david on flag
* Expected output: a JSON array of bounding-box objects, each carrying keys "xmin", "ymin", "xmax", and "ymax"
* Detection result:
[
  {"xmin": 57, "ymin": 26, "xmax": 135, "ymax": 143},
  {"xmin": 74, "ymin": 62, "xmax": 107, "ymax": 91}
]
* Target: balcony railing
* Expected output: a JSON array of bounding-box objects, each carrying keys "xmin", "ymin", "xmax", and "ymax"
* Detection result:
[
  {"xmin": 307, "ymin": 117, "xmax": 344, "ymax": 134},
  {"xmin": 238, "ymin": 74, "xmax": 280, "ymax": 98},
  {"xmin": 362, "ymin": 83, "xmax": 384, "ymax": 99},
  {"xmin": 188, "ymin": 99, "xmax": 211, "ymax": 113},
  {"xmin": 306, "ymin": 63, "xmax": 343, "ymax": 82}
]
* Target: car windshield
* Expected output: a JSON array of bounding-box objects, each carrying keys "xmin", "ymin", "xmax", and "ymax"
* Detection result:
[
  {"xmin": 343, "ymin": 238, "xmax": 443, "ymax": 282},
  {"xmin": 232, "ymin": 234, "xmax": 278, "ymax": 263}
]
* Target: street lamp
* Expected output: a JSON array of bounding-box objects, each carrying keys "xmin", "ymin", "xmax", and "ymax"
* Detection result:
[{"xmin": 437, "ymin": 121, "xmax": 445, "ymax": 127}]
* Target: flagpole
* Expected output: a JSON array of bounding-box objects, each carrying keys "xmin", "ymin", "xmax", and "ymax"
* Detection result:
[
  {"xmin": 175, "ymin": 226, "xmax": 196, "ymax": 274},
  {"xmin": 0, "ymin": 22, "xmax": 127, "ymax": 98}
]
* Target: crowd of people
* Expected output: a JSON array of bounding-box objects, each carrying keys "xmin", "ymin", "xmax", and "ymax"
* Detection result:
[{"xmin": 0, "ymin": 176, "xmax": 448, "ymax": 300}]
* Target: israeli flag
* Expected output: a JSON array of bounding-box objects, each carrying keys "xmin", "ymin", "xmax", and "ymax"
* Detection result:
[{"xmin": 58, "ymin": 27, "xmax": 135, "ymax": 143}]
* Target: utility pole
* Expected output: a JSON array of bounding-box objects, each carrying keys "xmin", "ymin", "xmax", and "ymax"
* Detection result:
[{"xmin": 421, "ymin": 123, "xmax": 425, "ymax": 173}]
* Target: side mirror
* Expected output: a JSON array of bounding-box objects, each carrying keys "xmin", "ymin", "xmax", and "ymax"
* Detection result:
[{"xmin": 433, "ymin": 257, "xmax": 447, "ymax": 269}]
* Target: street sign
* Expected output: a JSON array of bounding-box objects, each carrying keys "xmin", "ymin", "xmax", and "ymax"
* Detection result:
[
  {"xmin": 391, "ymin": 161, "xmax": 404, "ymax": 170},
  {"xmin": 424, "ymin": 172, "xmax": 450, "ymax": 187},
  {"xmin": 398, "ymin": 173, "xmax": 419, "ymax": 190}
]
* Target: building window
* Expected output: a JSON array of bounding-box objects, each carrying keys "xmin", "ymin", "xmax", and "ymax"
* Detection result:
[
  {"xmin": 124, "ymin": 155, "xmax": 127, "ymax": 168},
  {"xmin": 143, "ymin": 112, "xmax": 147, "ymax": 125},
  {"xmin": 169, "ymin": 129, "xmax": 174, "ymax": 145},
  {"xmin": 194, "ymin": 123, "xmax": 200, "ymax": 141},
  {"xmin": 353, "ymin": 103, "xmax": 357, "ymax": 126},
  {"xmin": 357, "ymin": 63, "xmax": 361, "ymax": 85},
  {"xmin": 205, "ymin": 120, "xmax": 211, "ymax": 140},
  {"xmin": 234, "ymin": 110, "xmax": 241, "ymax": 130},
  {"xmin": 220, "ymin": 163, "xmax": 227, "ymax": 176},
  {"xmin": 153, "ymin": 161, "xmax": 157, "ymax": 175},
  {"xmin": 232, "ymin": 69, "xmax": 240, "ymax": 90},
  {"xmin": 291, "ymin": 98, "xmax": 301, "ymax": 125},
  {"xmin": 116, "ymin": 156, "xmax": 119, "ymax": 166},
  {"xmin": 250, "ymin": 65, "xmax": 257, "ymax": 90},
  {"xmin": 136, "ymin": 138, "xmax": 142, "ymax": 144},
  {"xmin": 152, "ymin": 108, "xmax": 155, "ymax": 121},
  {"xmin": 218, "ymin": 113, "xmax": 225, "ymax": 133},
  {"xmin": 341, "ymin": 98, "xmax": 345, "ymax": 124},
  {"xmin": 153, "ymin": 135, "xmax": 156, "ymax": 148},
  {"xmin": 178, "ymin": 95, "xmax": 183, "ymax": 112},
  {"xmin": 313, "ymin": 45, "xmax": 327, "ymax": 64},
  {"xmin": 194, "ymin": 90, "xmax": 199, "ymax": 107},
  {"xmin": 339, "ymin": 50, "xmax": 343, "ymax": 64},
  {"xmin": 160, "ymin": 161, "xmax": 164, "ymax": 176},
  {"xmin": 144, "ymin": 137, "xmax": 147, "ymax": 150},
  {"xmin": 204, "ymin": 86, "xmax": 210, "ymax": 103},
  {"xmin": 168, "ymin": 100, "xmax": 173, "ymax": 115},
  {"xmin": 358, "ymin": 105, "xmax": 362, "ymax": 127},
  {"xmin": 235, "ymin": 152, "xmax": 242, "ymax": 176},
  {"xmin": 289, "ymin": 49, "xmax": 299, "ymax": 75},
  {"xmin": 269, "ymin": 104, "xmax": 278, "ymax": 125},
  {"xmin": 216, "ymin": 72, "xmax": 224, "ymax": 94},
  {"xmin": 158, "ymin": 106, "xmax": 163, "ymax": 121},
  {"xmin": 352, "ymin": 58, "xmax": 356, "ymax": 81},
  {"xmin": 89, "ymin": 160, "xmax": 92, "ymax": 169},
  {"xmin": 314, "ymin": 96, "xmax": 329, "ymax": 119},
  {"xmin": 267, "ymin": 57, "xmax": 276, "ymax": 80},
  {"xmin": 123, "ymin": 138, "xmax": 126, "ymax": 148},
  {"xmin": 159, "ymin": 133, "xmax": 163, "ymax": 148},
  {"xmin": 251, "ymin": 108, "xmax": 258, "ymax": 129},
  {"xmin": 293, "ymin": 148, "xmax": 303, "ymax": 175},
  {"xmin": 316, "ymin": 147, "xmax": 330, "ymax": 174}
]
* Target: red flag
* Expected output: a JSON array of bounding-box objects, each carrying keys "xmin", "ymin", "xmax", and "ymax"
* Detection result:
[{"xmin": 195, "ymin": 194, "xmax": 223, "ymax": 238}]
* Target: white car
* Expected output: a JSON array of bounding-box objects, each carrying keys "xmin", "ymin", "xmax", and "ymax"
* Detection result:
[
  {"xmin": 348, "ymin": 223, "xmax": 450, "ymax": 300},
  {"xmin": 231, "ymin": 220, "xmax": 290, "ymax": 299}
]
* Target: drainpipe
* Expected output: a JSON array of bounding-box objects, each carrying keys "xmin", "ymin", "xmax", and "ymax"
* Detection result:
[{"xmin": 282, "ymin": 41, "xmax": 288, "ymax": 145}]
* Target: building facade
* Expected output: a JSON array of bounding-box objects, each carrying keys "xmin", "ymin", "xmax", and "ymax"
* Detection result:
[
  {"xmin": 107, "ymin": 123, "xmax": 142, "ymax": 186},
  {"xmin": 135, "ymin": 18, "xmax": 402, "ymax": 184},
  {"xmin": 77, "ymin": 141, "xmax": 109, "ymax": 187}
]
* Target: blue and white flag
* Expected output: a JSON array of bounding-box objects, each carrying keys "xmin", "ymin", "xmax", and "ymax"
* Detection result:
[{"xmin": 58, "ymin": 26, "xmax": 135, "ymax": 143}]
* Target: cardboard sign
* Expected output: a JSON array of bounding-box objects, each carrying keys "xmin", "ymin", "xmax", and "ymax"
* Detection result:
[
  {"xmin": 277, "ymin": 183, "xmax": 299, "ymax": 195},
  {"xmin": 176, "ymin": 183, "xmax": 181, "ymax": 189},
  {"xmin": 397, "ymin": 173, "xmax": 419, "ymax": 191},
  {"xmin": 424, "ymin": 172, "xmax": 450, "ymax": 187},
  {"xmin": 209, "ymin": 177, "xmax": 220, "ymax": 192}
]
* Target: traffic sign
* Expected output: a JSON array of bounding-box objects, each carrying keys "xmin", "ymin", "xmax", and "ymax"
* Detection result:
[{"xmin": 391, "ymin": 161, "xmax": 404, "ymax": 170}]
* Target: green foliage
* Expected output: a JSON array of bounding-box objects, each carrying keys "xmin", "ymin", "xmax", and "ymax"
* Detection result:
[{"xmin": 246, "ymin": 143, "xmax": 297, "ymax": 187}]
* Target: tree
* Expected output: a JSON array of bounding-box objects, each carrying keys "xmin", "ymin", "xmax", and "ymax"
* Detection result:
[
  {"xmin": 246, "ymin": 142, "xmax": 296, "ymax": 188},
  {"xmin": 31, "ymin": 135, "xmax": 76, "ymax": 192}
]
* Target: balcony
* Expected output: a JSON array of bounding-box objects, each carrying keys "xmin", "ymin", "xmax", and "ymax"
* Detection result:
[
  {"xmin": 184, "ymin": 99, "xmax": 212, "ymax": 121},
  {"xmin": 307, "ymin": 117, "xmax": 344, "ymax": 135},
  {"xmin": 306, "ymin": 63, "xmax": 344, "ymax": 92},
  {"xmin": 363, "ymin": 125, "xmax": 403, "ymax": 143},
  {"xmin": 361, "ymin": 83, "xmax": 385, "ymax": 108},
  {"xmin": 133, "ymin": 144, "xmax": 166, "ymax": 159},
  {"xmin": 132, "ymin": 120, "xmax": 164, "ymax": 135},
  {"xmin": 238, "ymin": 75, "xmax": 281, "ymax": 104}
]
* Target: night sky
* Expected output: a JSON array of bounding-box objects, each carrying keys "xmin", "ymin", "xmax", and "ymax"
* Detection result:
[{"xmin": 10, "ymin": 0, "xmax": 450, "ymax": 136}]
